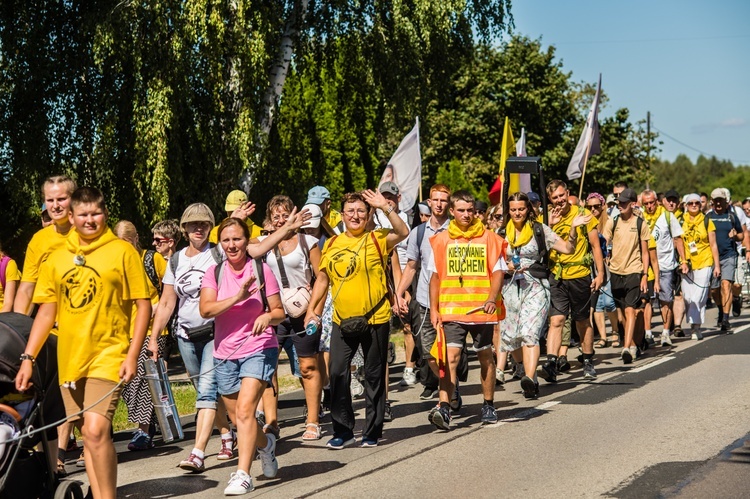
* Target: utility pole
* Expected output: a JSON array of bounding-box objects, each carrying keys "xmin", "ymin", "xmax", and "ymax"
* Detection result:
[{"xmin": 646, "ymin": 111, "xmax": 651, "ymax": 189}]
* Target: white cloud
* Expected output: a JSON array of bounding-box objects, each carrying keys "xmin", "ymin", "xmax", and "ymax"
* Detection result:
[{"xmin": 692, "ymin": 118, "xmax": 747, "ymax": 134}]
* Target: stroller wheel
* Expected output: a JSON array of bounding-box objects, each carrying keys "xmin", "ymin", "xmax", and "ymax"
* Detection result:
[{"xmin": 53, "ymin": 480, "xmax": 85, "ymax": 499}]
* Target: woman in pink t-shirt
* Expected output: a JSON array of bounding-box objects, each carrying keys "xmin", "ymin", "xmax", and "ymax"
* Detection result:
[{"xmin": 200, "ymin": 218, "xmax": 285, "ymax": 495}]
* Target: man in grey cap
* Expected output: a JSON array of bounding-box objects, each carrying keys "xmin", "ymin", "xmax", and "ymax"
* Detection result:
[
  {"xmin": 475, "ymin": 200, "xmax": 488, "ymax": 225},
  {"xmin": 306, "ymin": 185, "xmax": 344, "ymax": 235},
  {"xmin": 707, "ymin": 187, "xmax": 746, "ymax": 332}
]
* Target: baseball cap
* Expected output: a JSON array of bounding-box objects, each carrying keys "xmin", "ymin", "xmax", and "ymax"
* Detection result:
[
  {"xmin": 301, "ymin": 203, "xmax": 323, "ymax": 229},
  {"xmin": 41, "ymin": 203, "xmax": 47, "ymax": 213},
  {"xmin": 225, "ymin": 190, "xmax": 248, "ymax": 211},
  {"xmin": 306, "ymin": 186, "xmax": 331, "ymax": 205},
  {"xmin": 527, "ymin": 192, "xmax": 541, "ymax": 204},
  {"xmin": 417, "ymin": 201, "xmax": 430, "ymax": 215},
  {"xmin": 710, "ymin": 187, "xmax": 727, "ymax": 200},
  {"xmin": 606, "ymin": 194, "xmax": 616, "ymax": 205},
  {"xmin": 379, "ymin": 181, "xmax": 399, "ymax": 196},
  {"xmin": 664, "ymin": 189, "xmax": 680, "ymax": 200},
  {"xmin": 617, "ymin": 188, "xmax": 637, "ymax": 203},
  {"xmin": 475, "ymin": 200, "xmax": 488, "ymax": 213}
]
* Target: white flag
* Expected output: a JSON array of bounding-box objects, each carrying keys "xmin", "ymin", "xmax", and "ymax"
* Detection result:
[
  {"xmin": 566, "ymin": 74, "xmax": 602, "ymax": 180},
  {"xmin": 379, "ymin": 118, "xmax": 421, "ymax": 211},
  {"xmin": 516, "ymin": 127, "xmax": 532, "ymax": 193}
]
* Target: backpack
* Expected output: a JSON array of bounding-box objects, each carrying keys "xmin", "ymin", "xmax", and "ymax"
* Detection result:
[
  {"xmin": 142, "ymin": 250, "xmax": 162, "ymax": 295},
  {"xmin": 169, "ymin": 244, "xmax": 224, "ymax": 277},
  {"xmin": 611, "ymin": 214, "xmax": 645, "ymax": 260},
  {"xmin": 526, "ymin": 222, "xmax": 550, "ymax": 279},
  {"xmin": 210, "ymin": 258, "xmax": 269, "ymax": 312}
]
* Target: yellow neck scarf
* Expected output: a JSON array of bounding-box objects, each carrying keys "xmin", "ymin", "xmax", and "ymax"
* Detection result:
[
  {"xmin": 506, "ymin": 221, "xmax": 533, "ymax": 248},
  {"xmin": 448, "ymin": 218, "xmax": 485, "ymax": 240},
  {"xmin": 643, "ymin": 206, "xmax": 664, "ymax": 231}
]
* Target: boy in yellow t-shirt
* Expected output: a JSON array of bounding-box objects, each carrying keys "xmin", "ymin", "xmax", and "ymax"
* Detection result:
[
  {"xmin": 0, "ymin": 246, "xmax": 21, "ymax": 312},
  {"xmin": 16, "ymin": 186, "xmax": 151, "ymax": 499}
]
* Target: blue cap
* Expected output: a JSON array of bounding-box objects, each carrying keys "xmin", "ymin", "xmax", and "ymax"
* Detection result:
[
  {"xmin": 527, "ymin": 192, "xmax": 541, "ymax": 204},
  {"xmin": 41, "ymin": 203, "xmax": 47, "ymax": 213},
  {"xmin": 306, "ymin": 186, "xmax": 331, "ymax": 205}
]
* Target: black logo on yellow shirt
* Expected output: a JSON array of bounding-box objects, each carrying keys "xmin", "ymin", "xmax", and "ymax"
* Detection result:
[
  {"xmin": 61, "ymin": 266, "xmax": 102, "ymax": 312},
  {"xmin": 327, "ymin": 249, "xmax": 360, "ymax": 282}
]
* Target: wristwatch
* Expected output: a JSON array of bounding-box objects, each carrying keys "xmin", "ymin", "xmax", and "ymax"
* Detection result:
[{"xmin": 384, "ymin": 206, "xmax": 395, "ymax": 216}]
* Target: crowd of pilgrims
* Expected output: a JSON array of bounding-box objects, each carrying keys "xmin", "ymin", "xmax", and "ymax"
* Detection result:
[{"xmin": 3, "ymin": 174, "xmax": 748, "ymax": 496}]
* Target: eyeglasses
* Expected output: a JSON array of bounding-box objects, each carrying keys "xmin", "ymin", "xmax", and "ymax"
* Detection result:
[
  {"xmin": 586, "ymin": 203, "xmax": 602, "ymax": 210},
  {"xmin": 153, "ymin": 237, "xmax": 172, "ymax": 245},
  {"xmin": 665, "ymin": 198, "xmax": 678, "ymax": 203},
  {"xmin": 491, "ymin": 214, "xmax": 503, "ymax": 221},
  {"xmin": 271, "ymin": 213, "xmax": 290, "ymax": 223},
  {"xmin": 686, "ymin": 201, "xmax": 701, "ymax": 206},
  {"xmin": 185, "ymin": 221, "xmax": 210, "ymax": 231},
  {"xmin": 618, "ymin": 201, "xmax": 631, "ymax": 207},
  {"xmin": 476, "ymin": 210, "xmax": 486, "ymax": 215},
  {"xmin": 343, "ymin": 209, "xmax": 368, "ymax": 217}
]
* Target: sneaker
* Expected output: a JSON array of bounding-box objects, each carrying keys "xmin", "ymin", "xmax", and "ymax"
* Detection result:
[
  {"xmin": 449, "ymin": 385, "xmax": 462, "ymax": 412},
  {"xmin": 645, "ymin": 334, "xmax": 655, "ymax": 346},
  {"xmin": 661, "ymin": 332, "xmax": 673, "ymax": 347},
  {"xmin": 430, "ymin": 405, "xmax": 451, "ymax": 431},
  {"xmin": 360, "ymin": 438, "xmax": 378, "ymax": 448},
  {"xmin": 512, "ymin": 362, "xmax": 524, "ymax": 380},
  {"xmin": 75, "ymin": 450, "xmax": 85, "ymax": 468},
  {"xmin": 262, "ymin": 424, "xmax": 280, "ymax": 440},
  {"xmin": 326, "ymin": 435, "xmax": 356, "ymax": 450},
  {"xmin": 383, "ymin": 400, "xmax": 393, "ymax": 422},
  {"xmin": 520, "ymin": 376, "xmax": 539, "ymax": 399},
  {"xmin": 674, "ymin": 326, "xmax": 685, "ymax": 338},
  {"xmin": 496, "ymin": 369, "xmax": 505, "ymax": 385},
  {"xmin": 480, "ymin": 404, "xmax": 498, "ymax": 424},
  {"xmin": 630, "ymin": 346, "xmax": 638, "ymax": 360},
  {"xmin": 217, "ymin": 433, "xmax": 235, "ymax": 460},
  {"xmin": 583, "ymin": 359, "xmax": 597, "ymax": 380},
  {"xmin": 557, "ymin": 355, "xmax": 571, "ymax": 373},
  {"xmin": 419, "ymin": 387, "xmax": 438, "ymax": 400},
  {"xmin": 178, "ymin": 453, "xmax": 205, "ymax": 473},
  {"xmin": 733, "ymin": 296, "xmax": 742, "ymax": 317},
  {"xmin": 256, "ymin": 411, "xmax": 266, "ymax": 429},
  {"xmin": 350, "ymin": 376, "xmax": 365, "ymax": 399},
  {"xmin": 621, "ymin": 348, "xmax": 633, "ymax": 365},
  {"xmin": 257, "ymin": 434, "xmax": 278, "ymax": 478},
  {"xmin": 721, "ymin": 318, "xmax": 731, "ymax": 333},
  {"xmin": 540, "ymin": 360, "xmax": 557, "ymax": 383},
  {"xmin": 400, "ymin": 368, "xmax": 417, "ymax": 386},
  {"xmin": 224, "ymin": 470, "xmax": 253, "ymax": 495},
  {"xmin": 691, "ymin": 330, "xmax": 704, "ymax": 341},
  {"xmin": 128, "ymin": 429, "xmax": 154, "ymax": 451}
]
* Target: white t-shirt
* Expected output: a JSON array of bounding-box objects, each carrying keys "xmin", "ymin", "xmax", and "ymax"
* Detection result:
[
  {"xmin": 650, "ymin": 211, "xmax": 684, "ymax": 271},
  {"xmin": 375, "ymin": 210, "xmax": 410, "ymax": 270},
  {"xmin": 258, "ymin": 234, "xmax": 318, "ymax": 289},
  {"xmin": 163, "ymin": 246, "xmax": 220, "ymax": 339}
]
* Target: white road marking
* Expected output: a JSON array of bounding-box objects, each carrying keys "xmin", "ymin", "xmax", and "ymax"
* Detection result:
[{"xmin": 629, "ymin": 356, "xmax": 674, "ymax": 373}]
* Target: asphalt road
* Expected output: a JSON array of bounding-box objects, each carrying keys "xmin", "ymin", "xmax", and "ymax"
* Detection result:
[{"xmin": 59, "ymin": 304, "xmax": 750, "ymax": 498}]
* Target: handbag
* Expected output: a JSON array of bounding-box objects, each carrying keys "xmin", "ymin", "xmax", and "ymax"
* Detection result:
[
  {"xmin": 184, "ymin": 322, "xmax": 214, "ymax": 343},
  {"xmin": 274, "ymin": 236, "xmax": 312, "ymax": 318},
  {"xmin": 339, "ymin": 296, "xmax": 387, "ymax": 337}
]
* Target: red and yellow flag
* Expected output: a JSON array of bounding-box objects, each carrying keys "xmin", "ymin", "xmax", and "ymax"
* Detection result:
[{"xmin": 430, "ymin": 324, "xmax": 449, "ymax": 378}]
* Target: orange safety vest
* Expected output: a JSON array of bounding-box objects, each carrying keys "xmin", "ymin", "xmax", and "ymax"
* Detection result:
[{"xmin": 430, "ymin": 228, "xmax": 507, "ymax": 323}]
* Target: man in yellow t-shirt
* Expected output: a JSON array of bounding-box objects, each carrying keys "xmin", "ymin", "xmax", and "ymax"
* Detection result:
[
  {"xmin": 542, "ymin": 180, "xmax": 605, "ymax": 383},
  {"xmin": 208, "ymin": 190, "xmax": 262, "ymax": 243},
  {"xmin": 16, "ymin": 186, "xmax": 151, "ymax": 499},
  {"xmin": 306, "ymin": 185, "xmax": 343, "ymax": 236},
  {"xmin": 602, "ymin": 188, "xmax": 655, "ymax": 363},
  {"xmin": 14, "ymin": 175, "xmax": 78, "ymax": 315}
]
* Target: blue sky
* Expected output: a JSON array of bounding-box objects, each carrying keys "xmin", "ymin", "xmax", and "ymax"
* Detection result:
[{"xmin": 507, "ymin": 0, "xmax": 749, "ymax": 165}]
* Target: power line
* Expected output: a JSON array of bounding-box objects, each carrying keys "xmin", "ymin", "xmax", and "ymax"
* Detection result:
[
  {"xmin": 651, "ymin": 125, "xmax": 749, "ymax": 165},
  {"xmin": 554, "ymin": 34, "xmax": 750, "ymax": 45}
]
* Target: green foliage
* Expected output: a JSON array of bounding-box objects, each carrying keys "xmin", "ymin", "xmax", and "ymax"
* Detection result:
[
  {"xmin": 435, "ymin": 159, "xmax": 488, "ymax": 203},
  {"xmin": 650, "ymin": 154, "xmax": 744, "ymax": 197}
]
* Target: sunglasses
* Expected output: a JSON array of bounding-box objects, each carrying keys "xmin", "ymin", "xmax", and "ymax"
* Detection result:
[
  {"xmin": 586, "ymin": 203, "xmax": 602, "ymax": 209},
  {"xmin": 686, "ymin": 201, "xmax": 701, "ymax": 206},
  {"xmin": 491, "ymin": 214, "xmax": 503, "ymax": 221},
  {"xmin": 153, "ymin": 237, "xmax": 172, "ymax": 245}
]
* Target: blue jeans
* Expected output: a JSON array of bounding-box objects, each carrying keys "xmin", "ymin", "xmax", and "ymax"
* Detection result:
[{"xmin": 177, "ymin": 336, "xmax": 218, "ymax": 410}]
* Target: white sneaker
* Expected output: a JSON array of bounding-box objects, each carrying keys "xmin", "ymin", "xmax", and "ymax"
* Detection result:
[
  {"xmin": 350, "ymin": 377, "xmax": 365, "ymax": 398},
  {"xmin": 400, "ymin": 369, "xmax": 417, "ymax": 386},
  {"xmin": 258, "ymin": 433, "xmax": 278, "ymax": 478},
  {"xmin": 495, "ymin": 368, "xmax": 505, "ymax": 385},
  {"xmin": 660, "ymin": 332, "xmax": 672, "ymax": 347},
  {"xmin": 224, "ymin": 470, "xmax": 253, "ymax": 495},
  {"xmin": 691, "ymin": 330, "xmax": 704, "ymax": 341}
]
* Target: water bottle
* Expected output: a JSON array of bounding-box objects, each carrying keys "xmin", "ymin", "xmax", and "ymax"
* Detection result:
[
  {"xmin": 304, "ymin": 320, "xmax": 318, "ymax": 336},
  {"xmin": 511, "ymin": 253, "xmax": 520, "ymax": 267}
]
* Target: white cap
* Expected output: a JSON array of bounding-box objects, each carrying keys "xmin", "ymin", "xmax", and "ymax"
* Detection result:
[{"xmin": 301, "ymin": 203, "xmax": 323, "ymax": 229}]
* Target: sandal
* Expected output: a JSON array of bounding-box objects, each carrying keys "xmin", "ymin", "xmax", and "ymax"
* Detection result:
[
  {"xmin": 302, "ymin": 423, "xmax": 322, "ymax": 441},
  {"xmin": 594, "ymin": 339, "xmax": 609, "ymax": 349},
  {"xmin": 56, "ymin": 459, "xmax": 67, "ymax": 477},
  {"xmin": 611, "ymin": 339, "xmax": 621, "ymax": 348}
]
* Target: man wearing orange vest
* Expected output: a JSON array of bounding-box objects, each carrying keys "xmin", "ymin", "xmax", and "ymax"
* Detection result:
[{"xmin": 427, "ymin": 191, "xmax": 507, "ymax": 429}]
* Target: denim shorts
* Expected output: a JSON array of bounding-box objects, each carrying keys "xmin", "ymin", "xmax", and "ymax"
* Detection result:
[
  {"xmin": 215, "ymin": 348, "xmax": 279, "ymax": 396},
  {"xmin": 177, "ymin": 336, "xmax": 218, "ymax": 410},
  {"xmin": 595, "ymin": 280, "xmax": 616, "ymax": 312}
]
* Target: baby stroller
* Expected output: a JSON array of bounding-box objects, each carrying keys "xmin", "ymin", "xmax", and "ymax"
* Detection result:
[{"xmin": 0, "ymin": 312, "xmax": 84, "ymax": 499}]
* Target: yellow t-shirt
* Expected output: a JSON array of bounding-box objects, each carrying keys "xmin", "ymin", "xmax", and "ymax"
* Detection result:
[
  {"xmin": 328, "ymin": 209, "xmax": 343, "ymax": 230},
  {"xmin": 681, "ymin": 214, "xmax": 716, "ymax": 270},
  {"xmin": 209, "ymin": 218, "xmax": 262, "ymax": 244},
  {"xmin": 21, "ymin": 224, "xmax": 74, "ymax": 283},
  {"xmin": 320, "ymin": 229, "xmax": 390, "ymax": 325},
  {"xmin": 129, "ymin": 250, "xmax": 167, "ymax": 338},
  {"xmin": 34, "ymin": 229, "xmax": 150, "ymax": 384},
  {"xmin": 548, "ymin": 206, "xmax": 599, "ymax": 279},
  {"xmin": 0, "ymin": 258, "xmax": 21, "ymax": 308}
]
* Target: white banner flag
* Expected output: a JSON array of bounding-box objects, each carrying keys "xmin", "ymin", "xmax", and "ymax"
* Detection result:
[
  {"xmin": 379, "ymin": 118, "xmax": 421, "ymax": 211},
  {"xmin": 516, "ymin": 127, "xmax": 532, "ymax": 193},
  {"xmin": 567, "ymin": 74, "xmax": 602, "ymax": 180}
]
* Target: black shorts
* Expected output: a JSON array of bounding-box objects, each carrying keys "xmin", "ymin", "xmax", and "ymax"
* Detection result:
[
  {"xmin": 277, "ymin": 315, "xmax": 320, "ymax": 358},
  {"xmin": 549, "ymin": 275, "xmax": 593, "ymax": 322},
  {"xmin": 443, "ymin": 322, "xmax": 494, "ymax": 351},
  {"xmin": 610, "ymin": 273, "xmax": 643, "ymax": 310}
]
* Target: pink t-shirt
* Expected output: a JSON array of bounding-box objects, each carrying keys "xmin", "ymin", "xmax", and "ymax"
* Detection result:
[{"xmin": 202, "ymin": 259, "xmax": 280, "ymax": 359}]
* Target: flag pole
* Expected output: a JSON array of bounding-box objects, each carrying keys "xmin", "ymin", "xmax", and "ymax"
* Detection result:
[{"xmin": 577, "ymin": 137, "xmax": 594, "ymax": 200}]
